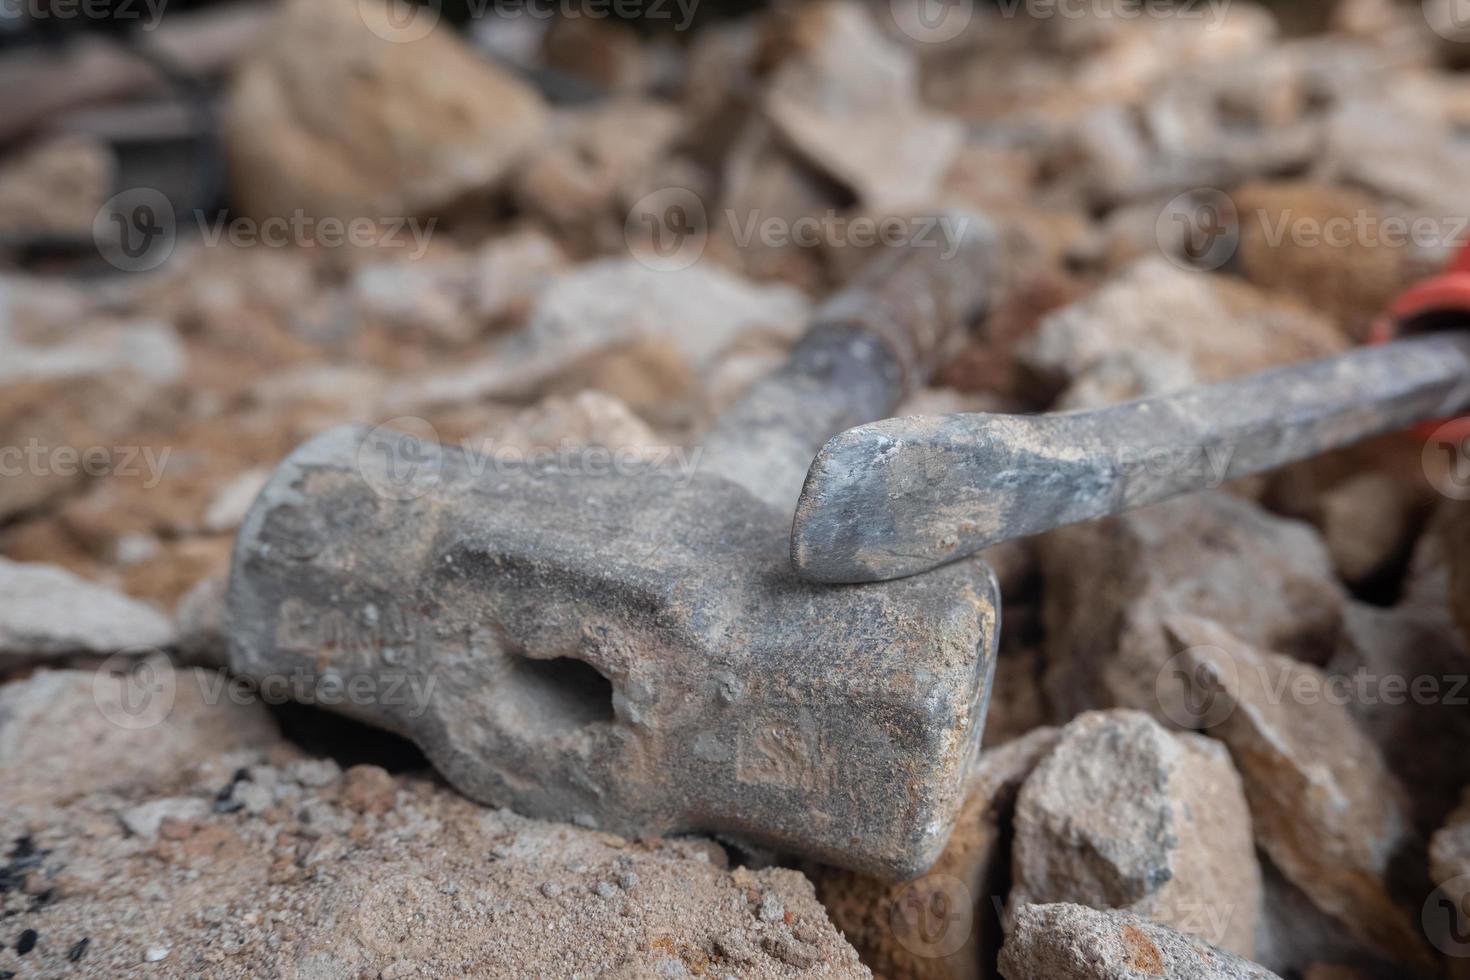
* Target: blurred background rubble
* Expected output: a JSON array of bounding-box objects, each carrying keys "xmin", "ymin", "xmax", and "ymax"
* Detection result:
[{"xmin": 3, "ymin": 0, "xmax": 1470, "ymax": 976}]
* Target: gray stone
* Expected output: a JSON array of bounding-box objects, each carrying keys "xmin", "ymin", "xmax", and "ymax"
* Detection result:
[
  {"xmin": 1008, "ymin": 710, "xmax": 1261, "ymax": 959},
  {"xmin": 0, "ymin": 558, "xmax": 174, "ymax": 663},
  {"xmin": 1165, "ymin": 616, "xmax": 1432, "ymax": 970},
  {"xmin": 998, "ymin": 903, "xmax": 1283, "ymax": 980},
  {"xmin": 1038, "ymin": 492, "xmax": 1345, "ymax": 721}
]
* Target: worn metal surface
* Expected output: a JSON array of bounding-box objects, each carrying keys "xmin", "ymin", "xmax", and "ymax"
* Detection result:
[
  {"xmin": 792, "ymin": 332, "xmax": 1470, "ymax": 583},
  {"xmin": 228, "ymin": 216, "xmax": 1000, "ymax": 879}
]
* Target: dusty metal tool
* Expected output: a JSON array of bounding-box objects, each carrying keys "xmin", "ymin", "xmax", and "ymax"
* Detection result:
[
  {"xmin": 228, "ymin": 215, "xmax": 999, "ymax": 879},
  {"xmin": 792, "ymin": 249, "xmax": 1470, "ymax": 584}
]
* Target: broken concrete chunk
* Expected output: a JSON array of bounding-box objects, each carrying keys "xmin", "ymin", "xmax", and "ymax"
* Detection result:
[
  {"xmin": 175, "ymin": 574, "xmax": 230, "ymax": 669},
  {"xmin": 388, "ymin": 259, "xmax": 809, "ymax": 421},
  {"xmin": 1039, "ymin": 492, "xmax": 1346, "ymax": 720},
  {"xmin": 1023, "ymin": 258, "xmax": 1347, "ymax": 408},
  {"xmin": 0, "ymin": 558, "xmax": 174, "ymax": 663},
  {"xmin": 761, "ymin": 2, "xmax": 962, "ymax": 210},
  {"xmin": 0, "ymin": 664, "xmax": 280, "ymax": 807},
  {"xmin": 514, "ymin": 100, "xmax": 683, "ymax": 250},
  {"xmin": 224, "ymin": 0, "xmax": 545, "ymax": 222},
  {"xmin": 0, "ymin": 133, "xmax": 114, "ymax": 239},
  {"xmin": 0, "ymin": 318, "xmax": 186, "ymax": 387},
  {"xmin": 1009, "ymin": 710, "xmax": 1261, "ymax": 959},
  {"xmin": 1430, "ymin": 788, "xmax": 1470, "ymax": 978},
  {"xmin": 1164, "ymin": 616, "xmax": 1431, "ymax": 969},
  {"xmin": 1330, "ymin": 597, "xmax": 1470, "ymax": 831},
  {"xmin": 1233, "ymin": 182, "xmax": 1411, "ymax": 338},
  {"xmin": 485, "ymin": 391, "xmax": 659, "ymax": 456},
  {"xmin": 998, "ymin": 903, "xmax": 1282, "ymax": 980},
  {"xmin": 815, "ymin": 727, "xmax": 1060, "ymax": 980}
]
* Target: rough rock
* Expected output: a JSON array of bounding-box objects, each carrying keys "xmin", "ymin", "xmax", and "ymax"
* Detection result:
[
  {"xmin": 485, "ymin": 390, "xmax": 658, "ymax": 455},
  {"xmin": 1023, "ymin": 258, "xmax": 1347, "ymax": 408},
  {"xmin": 0, "ymin": 668, "xmax": 869, "ymax": 978},
  {"xmin": 0, "ymin": 558, "xmax": 174, "ymax": 664},
  {"xmin": 388, "ymin": 259, "xmax": 809, "ymax": 422},
  {"xmin": 1315, "ymin": 472, "xmax": 1428, "ymax": 587},
  {"xmin": 1329, "ymin": 594, "xmax": 1470, "ymax": 831},
  {"xmin": 174, "ymin": 574, "xmax": 230, "ymax": 668},
  {"xmin": 1008, "ymin": 711, "xmax": 1260, "ymax": 959},
  {"xmin": 223, "ymin": 0, "xmax": 546, "ymax": 222},
  {"xmin": 0, "ymin": 373, "xmax": 166, "ymax": 522},
  {"xmin": 1038, "ymin": 492, "xmax": 1346, "ymax": 720},
  {"xmin": 201, "ymin": 467, "xmax": 270, "ymax": 535},
  {"xmin": 814, "ymin": 728, "xmax": 1060, "ymax": 980},
  {"xmin": 1163, "ymin": 616, "xmax": 1430, "ymax": 968},
  {"xmin": 760, "ymin": 2, "xmax": 962, "ymax": 210},
  {"xmin": 998, "ymin": 904, "xmax": 1282, "ymax": 980},
  {"xmin": 471, "ymin": 227, "xmax": 568, "ymax": 327},
  {"xmin": 1232, "ymin": 182, "xmax": 1412, "ymax": 338},
  {"xmin": 0, "ymin": 664, "xmax": 279, "ymax": 807},
  {"xmin": 1443, "ymin": 503, "xmax": 1470, "ymax": 650},
  {"xmin": 1430, "ymin": 788, "xmax": 1470, "ymax": 978},
  {"xmin": 514, "ymin": 100, "xmax": 683, "ymax": 251},
  {"xmin": 0, "ymin": 133, "xmax": 114, "ymax": 238},
  {"xmin": 0, "ymin": 317, "xmax": 185, "ymax": 386}
]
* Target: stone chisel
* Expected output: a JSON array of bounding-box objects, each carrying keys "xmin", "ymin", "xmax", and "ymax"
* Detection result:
[{"xmin": 792, "ymin": 247, "xmax": 1470, "ymax": 584}]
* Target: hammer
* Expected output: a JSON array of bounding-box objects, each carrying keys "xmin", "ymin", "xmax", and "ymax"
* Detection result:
[
  {"xmin": 228, "ymin": 215, "xmax": 1001, "ymax": 879},
  {"xmin": 791, "ymin": 247, "xmax": 1470, "ymax": 583}
]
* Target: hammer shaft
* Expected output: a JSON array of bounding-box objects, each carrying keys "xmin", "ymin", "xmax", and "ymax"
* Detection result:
[
  {"xmin": 793, "ymin": 331, "xmax": 1470, "ymax": 583},
  {"xmin": 701, "ymin": 213, "xmax": 997, "ymax": 511}
]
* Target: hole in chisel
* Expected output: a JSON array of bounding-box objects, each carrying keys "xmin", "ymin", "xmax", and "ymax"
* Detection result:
[{"xmin": 504, "ymin": 652, "xmax": 616, "ymax": 732}]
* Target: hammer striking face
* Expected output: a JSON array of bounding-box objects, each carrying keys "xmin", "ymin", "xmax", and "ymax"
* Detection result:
[{"xmin": 228, "ymin": 215, "xmax": 1001, "ymax": 879}]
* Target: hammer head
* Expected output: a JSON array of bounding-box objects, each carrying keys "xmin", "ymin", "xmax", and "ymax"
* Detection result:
[{"xmin": 228, "ymin": 425, "xmax": 999, "ymax": 878}]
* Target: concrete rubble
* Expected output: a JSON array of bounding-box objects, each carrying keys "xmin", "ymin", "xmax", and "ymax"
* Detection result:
[{"xmin": 0, "ymin": 0, "xmax": 1466, "ymax": 976}]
